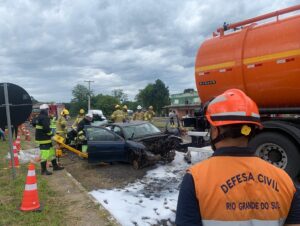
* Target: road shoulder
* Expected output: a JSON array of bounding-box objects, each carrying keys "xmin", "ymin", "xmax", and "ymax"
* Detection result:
[{"xmin": 47, "ymin": 169, "xmax": 120, "ymax": 226}]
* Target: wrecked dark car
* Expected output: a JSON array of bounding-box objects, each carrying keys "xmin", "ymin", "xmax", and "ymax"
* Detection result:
[{"xmin": 85, "ymin": 121, "xmax": 182, "ymax": 169}]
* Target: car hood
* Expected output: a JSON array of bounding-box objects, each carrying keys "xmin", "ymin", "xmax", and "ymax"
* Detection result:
[{"xmin": 134, "ymin": 133, "xmax": 179, "ymax": 157}]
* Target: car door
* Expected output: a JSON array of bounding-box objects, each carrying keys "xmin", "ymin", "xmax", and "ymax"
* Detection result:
[
  {"xmin": 85, "ymin": 126, "xmax": 127, "ymax": 163},
  {"xmin": 112, "ymin": 125, "xmax": 125, "ymax": 139}
]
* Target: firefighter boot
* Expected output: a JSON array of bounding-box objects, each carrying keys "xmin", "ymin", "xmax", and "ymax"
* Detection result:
[
  {"xmin": 41, "ymin": 161, "xmax": 52, "ymax": 175},
  {"xmin": 51, "ymin": 159, "xmax": 64, "ymax": 171}
]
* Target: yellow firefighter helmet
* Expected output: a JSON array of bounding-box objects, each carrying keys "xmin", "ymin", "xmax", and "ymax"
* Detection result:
[{"xmin": 61, "ymin": 109, "xmax": 70, "ymax": 116}]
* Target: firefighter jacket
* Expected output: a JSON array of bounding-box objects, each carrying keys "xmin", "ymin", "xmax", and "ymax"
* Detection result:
[
  {"xmin": 50, "ymin": 116, "xmax": 57, "ymax": 129},
  {"xmin": 56, "ymin": 116, "xmax": 67, "ymax": 137},
  {"xmin": 111, "ymin": 109, "xmax": 124, "ymax": 123},
  {"xmin": 34, "ymin": 110, "xmax": 52, "ymax": 145},
  {"xmin": 133, "ymin": 111, "xmax": 144, "ymax": 121},
  {"xmin": 72, "ymin": 115, "xmax": 84, "ymax": 129},
  {"xmin": 176, "ymin": 146, "xmax": 300, "ymax": 226},
  {"xmin": 144, "ymin": 110, "xmax": 155, "ymax": 122},
  {"xmin": 123, "ymin": 111, "xmax": 130, "ymax": 122},
  {"xmin": 77, "ymin": 118, "xmax": 91, "ymax": 134}
]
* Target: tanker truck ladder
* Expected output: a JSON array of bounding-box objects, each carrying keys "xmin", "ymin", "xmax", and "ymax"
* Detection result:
[{"xmin": 215, "ymin": 4, "xmax": 300, "ymax": 36}]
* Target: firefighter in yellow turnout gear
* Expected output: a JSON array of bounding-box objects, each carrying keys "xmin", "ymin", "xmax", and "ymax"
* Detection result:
[
  {"xmin": 133, "ymin": 105, "xmax": 144, "ymax": 121},
  {"xmin": 56, "ymin": 108, "xmax": 69, "ymax": 139},
  {"xmin": 122, "ymin": 105, "xmax": 130, "ymax": 122},
  {"xmin": 144, "ymin": 106, "xmax": 155, "ymax": 122},
  {"xmin": 111, "ymin": 105, "xmax": 125, "ymax": 123},
  {"xmin": 33, "ymin": 104, "xmax": 64, "ymax": 175},
  {"xmin": 72, "ymin": 109, "xmax": 85, "ymax": 130}
]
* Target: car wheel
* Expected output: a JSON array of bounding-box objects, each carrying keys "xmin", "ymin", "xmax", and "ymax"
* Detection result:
[
  {"xmin": 132, "ymin": 159, "xmax": 140, "ymax": 170},
  {"xmin": 163, "ymin": 150, "xmax": 176, "ymax": 163}
]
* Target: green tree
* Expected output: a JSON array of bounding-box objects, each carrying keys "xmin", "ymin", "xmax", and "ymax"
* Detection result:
[
  {"xmin": 136, "ymin": 79, "xmax": 170, "ymax": 114},
  {"xmin": 71, "ymin": 84, "xmax": 92, "ymax": 102},
  {"xmin": 123, "ymin": 100, "xmax": 138, "ymax": 112},
  {"xmin": 70, "ymin": 84, "xmax": 92, "ymax": 116},
  {"xmin": 111, "ymin": 89, "xmax": 128, "ymax": 103},
  {"xmin": 92, "ymin": 94, "xmax": 120, "ymax": 117}
]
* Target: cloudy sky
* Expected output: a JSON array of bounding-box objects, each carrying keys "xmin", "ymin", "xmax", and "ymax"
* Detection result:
[{"xmin": 0, "ymin": 0, "xmax": 298, "ymax": 102}]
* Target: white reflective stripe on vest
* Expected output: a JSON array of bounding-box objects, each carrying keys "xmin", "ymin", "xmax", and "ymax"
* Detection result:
[
  {"xmin": 202, "ymin": 218, "xmax": 286, "ymax": 226},
  {"xmin": 210, "ymin": 111, "xmax": 246, "ymax": 117},
  {"xmin": 25, "ymin": 183, "xmax": 37, "ymax": 191},
  {"xmin": 27, "ymin": 170, "xmax": 35, "ymax": 177}
]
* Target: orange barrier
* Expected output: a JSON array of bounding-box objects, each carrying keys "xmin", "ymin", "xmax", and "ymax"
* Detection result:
[{"xmin": 20, "ymin": 163, "xmax": 41, "ymax": 212}]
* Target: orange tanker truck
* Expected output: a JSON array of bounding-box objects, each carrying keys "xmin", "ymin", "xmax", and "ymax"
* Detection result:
[{"xmin": 188, "ymin": 5, "xmax": 300, "ymax": 179}]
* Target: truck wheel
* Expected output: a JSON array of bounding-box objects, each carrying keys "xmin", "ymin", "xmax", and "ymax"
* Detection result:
[{"xmin": 249, "ymin": 132, "xmax": 300, "ymax": 179}]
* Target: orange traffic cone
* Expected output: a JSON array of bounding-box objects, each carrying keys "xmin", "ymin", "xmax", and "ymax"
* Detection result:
[
  {"xmin": 20, "ymin": 163, "xmax": 41, "ymax": 212},
  {"xmin": 25, "ymin": 130, "xmax": 31, "ymax": 142},
  {"xmin": 9, "ymin": 144, "xmax": 20, "ymax": 168}
]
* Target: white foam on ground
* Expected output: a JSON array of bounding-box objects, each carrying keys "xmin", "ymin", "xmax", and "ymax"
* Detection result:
[{"xmin": 90, "ymin": 147, "xmax": 212, "ymax": 226}]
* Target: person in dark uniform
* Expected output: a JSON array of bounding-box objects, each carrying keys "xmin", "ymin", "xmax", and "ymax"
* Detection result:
[
  {"xmin": 176, "ymin": 89, "xmax": 300, "ymax": 226},
  {"xmin": 33, "ymin": 104, "xmax": 64, "ymax": 175}
]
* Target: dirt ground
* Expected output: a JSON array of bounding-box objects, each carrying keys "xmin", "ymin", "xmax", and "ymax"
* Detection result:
[
  {"xmin": 60, "ymin": 152, "xmax": 151, "ymax": 191},
  {"xmin": 47, "ymin": 170, "xmax": 119, "ymax": 226},
  {"xmin": 59, "ymin": 152, "xmax": 178, "ymax": 226},
  {"xmin": 44, "ymin": 152, "xmax": 155, "ymax": 226},
  {"xmin": 49, "ymin": 153, "xmax": 159, "ymax": 226}
]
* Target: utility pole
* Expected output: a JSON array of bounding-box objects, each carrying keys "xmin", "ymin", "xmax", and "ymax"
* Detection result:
[
  {"xmin": 84, "ymin": 80, "xmax": 94, "ymax": 111},
  {"xmin": 3, "ymin": 83, "xmax": 16, "ymax": 179}
]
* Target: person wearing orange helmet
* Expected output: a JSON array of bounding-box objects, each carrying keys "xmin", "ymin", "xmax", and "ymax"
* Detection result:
[{"xmin": 176, "ymin": 89, "xmax": 300, "ymax": 225}]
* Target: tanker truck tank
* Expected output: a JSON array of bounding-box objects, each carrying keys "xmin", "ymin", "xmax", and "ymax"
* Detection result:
[
  {"xmin": 195, "ymin": 6, "xmax": 300, "ymax": 109},
  {"xmin": 185, "ymin": 5, "xmax": 300, "ymax": 180}
]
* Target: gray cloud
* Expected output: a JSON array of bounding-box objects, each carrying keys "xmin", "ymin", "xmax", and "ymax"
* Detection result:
[{"xmin": 0, "ymin": 0, "xmax": 298, "ymax": 102}]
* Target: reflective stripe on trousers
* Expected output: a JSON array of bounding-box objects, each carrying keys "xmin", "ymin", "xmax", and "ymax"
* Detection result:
[
  {"xmin": 40, "ymin": 147, "xmax": 55, "ymax": 161},
  {"xmin": 202, "ymin": 219, "xmax": 285, "ymax": 226}
]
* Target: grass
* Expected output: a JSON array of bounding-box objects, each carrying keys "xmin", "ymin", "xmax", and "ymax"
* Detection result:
[
  {"xmin": 152, "ymin": 117, "xmax": 169, "ymax": 129},
  {"xmin": 0, "ymin": 135, "xmax": 65, "ymax": 226}
]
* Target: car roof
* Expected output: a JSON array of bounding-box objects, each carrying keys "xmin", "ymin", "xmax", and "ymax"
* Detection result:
[
  {"xmin": 88, "ymin": 109, "xmax": 104, "ymax": 116},
  {"xmin": 113, "ymin": 121, "xmax": 149, "ymax": 127}
]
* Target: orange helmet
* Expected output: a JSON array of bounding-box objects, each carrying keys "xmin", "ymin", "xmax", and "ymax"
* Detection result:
[{"xmin": 205, "ymin": 89, "xmax": 262, "ymax": 128}]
